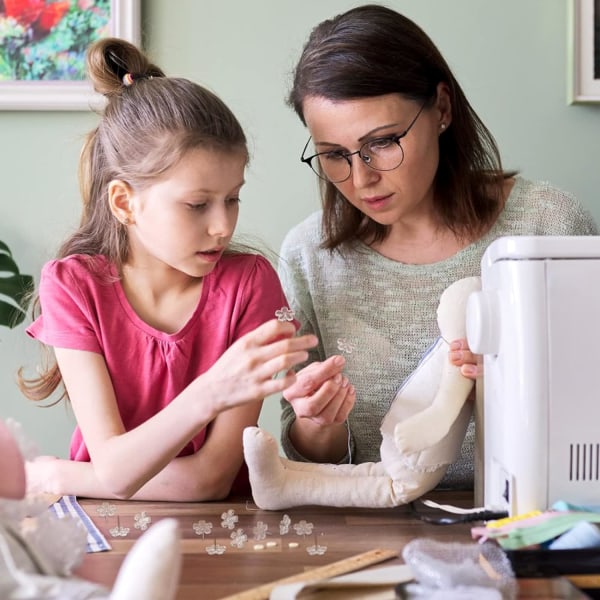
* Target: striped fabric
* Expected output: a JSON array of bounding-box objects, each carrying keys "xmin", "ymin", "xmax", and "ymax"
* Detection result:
[{"xmin": 50, "ymin": 495, "xmax": 111, "ymax": 553}]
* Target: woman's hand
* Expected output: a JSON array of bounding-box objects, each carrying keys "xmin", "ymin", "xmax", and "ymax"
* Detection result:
[
  {"xmin": 283, "ymin": 355, "xmax": 356, "ymax": 462},
  {"xmin": 283, "ymin": 355, "xmax": 355, "ymax": 426},
  {"xmin": 449, "ymin": 338, "xmax": 482, "ymax": 379}
]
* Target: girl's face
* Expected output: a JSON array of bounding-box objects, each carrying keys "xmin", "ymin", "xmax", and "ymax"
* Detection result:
[
  {"xmin": 302, "ymin": 91, "xmax": 450, "ymax": 231},
  {"xmin": 125, "ymin": 146, "xmax": 246, "ymax": 279}
]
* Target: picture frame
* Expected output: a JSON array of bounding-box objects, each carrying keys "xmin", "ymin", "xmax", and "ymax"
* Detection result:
[
  {"xmin": 0, "ymin": 0, "xmax": 141, "ymax": 111},
  {"xmin": 568, "ymin": 0, "xmax": 600, "ymax": 103}
]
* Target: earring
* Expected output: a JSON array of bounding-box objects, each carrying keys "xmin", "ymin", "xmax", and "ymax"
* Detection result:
[
  {"xmin": 440, "ymin": 123, "xmax": 446, "ymax": 131},
  {"xmin": 122, "ymin": 217, "xmax": 130, "ymax": 225}
]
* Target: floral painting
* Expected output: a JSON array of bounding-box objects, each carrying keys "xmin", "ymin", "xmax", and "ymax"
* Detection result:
[{"xmin": 0, "ymin": 0, "xmax": 110, "ymax": 82}]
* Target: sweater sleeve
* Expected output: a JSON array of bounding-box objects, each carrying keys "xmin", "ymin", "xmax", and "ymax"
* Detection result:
[{"xmin": 277, "ymin": 217, "xmax": 356, "ymax": 463}]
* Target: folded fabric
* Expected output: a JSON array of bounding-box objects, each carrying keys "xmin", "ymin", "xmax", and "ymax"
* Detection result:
[{"xmin": 50, "ymin": 496, "xmax": 111, "ymax": 553}]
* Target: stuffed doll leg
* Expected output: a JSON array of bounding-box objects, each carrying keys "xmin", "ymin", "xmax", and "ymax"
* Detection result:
[
  {"xmin": 243, "ymin": 427, "xmax": 451, "ymax": 509},
  {"xmin": 244, "ymin": 427, "xmax": 398, "ymax": 509},
  {"xmin": 393, "ymin": 277, "xmax": 480, "ymax": 454}
]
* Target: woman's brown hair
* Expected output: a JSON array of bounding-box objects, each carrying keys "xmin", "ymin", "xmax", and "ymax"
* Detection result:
[{"xmin": 288, "ymin": 4, "xmax": 512, "ymax": 251}]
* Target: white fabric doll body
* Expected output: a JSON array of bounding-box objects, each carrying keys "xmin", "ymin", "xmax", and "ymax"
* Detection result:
[{"xmin": 243, "ymin": 277, "xmax": 481, "ymax": 509}]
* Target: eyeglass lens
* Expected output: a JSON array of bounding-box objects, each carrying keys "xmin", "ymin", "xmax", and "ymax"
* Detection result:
[{"xmin": 312, "ymin": 139, "xmax": 405, "ymax": 183}]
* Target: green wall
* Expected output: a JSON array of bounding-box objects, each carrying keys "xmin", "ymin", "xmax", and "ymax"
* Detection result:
[{"xmin": 1, "ymin": 0, "xmax": 598, "ymax": 457}]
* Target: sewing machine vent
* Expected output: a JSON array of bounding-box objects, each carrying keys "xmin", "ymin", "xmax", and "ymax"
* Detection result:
[{"xmin": 569, "ymin": 443, "xmax": 600, "ymax": 481}]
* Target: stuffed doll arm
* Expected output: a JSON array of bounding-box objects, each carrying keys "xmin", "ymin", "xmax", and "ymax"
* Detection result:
[{"xmin": 392, "ymin": 276, "xmax": 481, "ymax": 453}]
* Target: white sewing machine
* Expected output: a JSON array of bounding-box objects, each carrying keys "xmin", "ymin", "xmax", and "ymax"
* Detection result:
[{"xmin": 467, "ymin": 235, "xmax": 600, "ymax": 516}]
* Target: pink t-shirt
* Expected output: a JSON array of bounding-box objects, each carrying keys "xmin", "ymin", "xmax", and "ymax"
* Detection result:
[{"xmin": 27, "ymin": 253, "xmax": 291, "ymax": 467}]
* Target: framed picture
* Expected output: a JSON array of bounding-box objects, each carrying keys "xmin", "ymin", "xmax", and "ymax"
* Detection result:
[
  {"xmin": 0, "ymin": 0, "xmax": 140, "ymax": 110},
  {"xmin": 568, "ymin": 0, "xmax": 600, "ymax": 103}
]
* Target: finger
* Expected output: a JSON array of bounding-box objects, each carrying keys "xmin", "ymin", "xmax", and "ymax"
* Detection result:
[
  {"xmin": 311, "ymin": 381, "xmax": 356, "ymax": 425},
  {"xmin": 448, "ymin": 348, "xmax": 478, "ymax": 367},
  {"xmin": 284, "ymin": 355, "xmax": 346, "ymax": 399},
  {"xmin": 461, "ymin": 363, "xmax": 482, "ymax": 380},
  {"xmin": 286, "ymin": 374, "xmax": 346, "ymax": 419},
  {"xmin": 241, "ymin": 319, "xmax": 298, "ymax": 347},
  {"xmin": 449, "ymin": 338, "xmax": 469, "ymax": 351},
  {"xmin": 241, "ymin": 336, "xmax": 316, "ymax": 383}
]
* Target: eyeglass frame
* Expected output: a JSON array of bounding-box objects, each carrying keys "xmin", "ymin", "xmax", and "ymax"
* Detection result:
[{"xmin": 300, "ymin": 99, "xmax": 428, "ymax": 184}]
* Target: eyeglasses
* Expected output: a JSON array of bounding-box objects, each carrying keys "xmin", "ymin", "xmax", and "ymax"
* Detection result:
[{"xmin": 300, "ymin": 101, "xmax": 427, "ymax": 184}]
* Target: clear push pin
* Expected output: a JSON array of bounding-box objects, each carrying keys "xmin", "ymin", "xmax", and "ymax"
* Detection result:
[
  {"xmin": 230, "ymin": 528, "xmax": 248, "ymax": 548},
  {"xmin": 134, "ymin": 511, "xmax": 152, "ymax": 531},
  {"xmin": 336, "ymin": 338, "xmax": 355, "ymax": 355},
  {"xmin": 192, "ymin": 520, "xmax": 213, "ymax": 539},
  {"xmin": 252, "ymin": 520, "xmax": 269, "ymax": 541},
  {"xmin": 206, "ymin": 540, "xmax": 226, "ymax": 555},
  {"xmin": 279, "ymin": 514, "xmax": 291, "ymax": 535},
  {"xmin": 109, "ymin": 516, "xmax": 129, "ymax": 538},
  {"xmin": 275, "ymin": 307, "xmax": 295, "ymax": 322},
  {"xmin": 221, "ymin": 509, "xmax": 238, "ymax": 530},
  {"xmin": 307, "ymin": 532, "xmax": 328, "ymax": 555}
]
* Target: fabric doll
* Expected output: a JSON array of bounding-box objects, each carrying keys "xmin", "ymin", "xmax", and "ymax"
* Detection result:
[
  {"xmin": 243, "ymin": 277, "xmax": 481, "ymax": 509},
  {"xmin": 0, "ymin": 419, "xmax": 180, "ymax": 599}
]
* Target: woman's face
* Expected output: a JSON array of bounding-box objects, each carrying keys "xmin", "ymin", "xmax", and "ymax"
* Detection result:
[{"xmin": 302, "ymin": 90, "xmax": 450, "ymax": 231}]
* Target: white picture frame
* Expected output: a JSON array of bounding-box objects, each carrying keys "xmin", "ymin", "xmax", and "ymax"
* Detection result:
[
  {"xmin": 0, "ymin": 0, "xmax": 141, "ymax": 111},
  {"xmin": 568, "ymin": 0, "xmax": 600, "ymax": 103}
]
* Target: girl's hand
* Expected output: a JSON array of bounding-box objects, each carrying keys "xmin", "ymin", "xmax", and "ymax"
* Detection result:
[
  {"xmin": 25, "ymin": 455, "xmax": 61, "ymax": 495},
  {"xmin": 283, "ymin": 355, "xmax": 355, "ymax": 426},
  {"xmin": 200, "ymin": 319, "xmax": 318, "ymax": 413},
  {"xmin": 449, "ymin": 338, "xmax": 482, "ymax": 380}
]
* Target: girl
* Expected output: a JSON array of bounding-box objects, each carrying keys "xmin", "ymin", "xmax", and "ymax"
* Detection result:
[{"xmin": 19, "ymin": 37, "xmax": 317, "ymax": 501}]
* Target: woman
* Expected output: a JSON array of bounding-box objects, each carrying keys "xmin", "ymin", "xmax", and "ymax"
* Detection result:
[{"xmin": 279, "ymin": 4, "xmax": 597, "ymax": 489}]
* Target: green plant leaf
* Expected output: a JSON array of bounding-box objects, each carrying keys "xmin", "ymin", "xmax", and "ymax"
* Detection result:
[
  {"xmin": 0, "ymin": 242, "xmax": 33, "ymax": 328},
  {"xmin": 0, "ymin": 298, "xmax": 28, "ymax": 328}
]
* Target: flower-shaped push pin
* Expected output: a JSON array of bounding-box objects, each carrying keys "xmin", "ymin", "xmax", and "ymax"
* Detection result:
[
  {"xmin": 206, "ymin": 540, "xmax": 226, "ymax": 555},
  {"xmin": 134, "ymin": 511, "xmax": 152, "ymax": 531},
  {"xmin": 109, "ymin": 516, "xmax": 130, "ymax": 538},
  {"xmin": 279, "ymin": 514, "xmax": 291, "ymax": 535},
  {"xmin": 96, "ymin": 501, "xmax": 117, "ymax": 523},
  {"xmin": 275, "ymin": 307, "xmax": 295, "ymax": 322},
  {"xmin": 192, "ymin": 520, "xmax": 213, "ymax": 540},
  {"xmin": 230, "ymin": 528, "xmax": 248, "ymax": 549},
  {"xmin": 252, "ymin": 520, "xmax": 269, "ymax": 541},
  {"xmin": 336, "ymin": 338, "xmax": 356, "ymax": 355},
  {"xmin": 221, "ymin": 509, "xmax": 239, "ymax": 530},
  {"xmin": 293, "ymin": 519, "xmax": 314, "ymax": 542},
  {"xmin": 307, "ymin": 533, "xmax": 328, "ymax": 556}
]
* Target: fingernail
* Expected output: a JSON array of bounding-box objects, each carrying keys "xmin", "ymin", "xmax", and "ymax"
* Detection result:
[
  {"xmin": 449, "ymin": 350, "xmax": 463, "ymax": 361},
  {"xmin": 449, "ymin": 340, "xmax": 462, "ymax": 350},
  {"xmin": 462, "ymin": 364, "xmax": 478, "ymax": 377},
  {"xmin": 333, "ymin": 355, "xmax": 345, "ymax": 366},
  {"xmin": 333, "ymin": 374, "xmax": 342, "ymax": 384}
]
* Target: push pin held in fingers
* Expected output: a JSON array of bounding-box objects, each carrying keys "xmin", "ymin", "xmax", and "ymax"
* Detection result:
[{"xmin": 275, "ymin": 307, "xmax": 295, "ymax": 322}]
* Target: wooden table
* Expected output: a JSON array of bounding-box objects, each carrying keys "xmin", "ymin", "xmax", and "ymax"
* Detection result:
[{"xmin": 74, "ymin": 491, "xmax": 590, "ymax": 599}]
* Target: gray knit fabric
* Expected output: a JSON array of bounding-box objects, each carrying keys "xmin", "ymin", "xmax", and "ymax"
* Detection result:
[{"xmin": 278, "ymin": 177, "xmax": 598, "ymax": 489}]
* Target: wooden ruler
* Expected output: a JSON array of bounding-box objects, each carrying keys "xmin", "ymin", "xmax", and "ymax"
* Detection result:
[{"xmin": 220, "ymin": 548, "xmax": 398, "ymax": 600}]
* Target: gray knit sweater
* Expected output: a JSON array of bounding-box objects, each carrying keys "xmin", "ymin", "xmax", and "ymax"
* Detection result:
[{"xmin": 278, "ymin": 177, "xmax": 598, "ymax": 488}]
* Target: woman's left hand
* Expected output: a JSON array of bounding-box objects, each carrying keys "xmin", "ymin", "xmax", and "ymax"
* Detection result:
[{"xmin": 448, "ymin": 338, "xmax": 481, "ymax": 380}]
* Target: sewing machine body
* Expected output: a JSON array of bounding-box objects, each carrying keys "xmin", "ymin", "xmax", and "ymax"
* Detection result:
[{"xmin": 467, "ymin": 236, "xmax": 600, "ymax": 515}]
